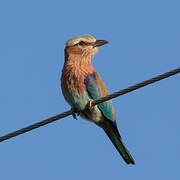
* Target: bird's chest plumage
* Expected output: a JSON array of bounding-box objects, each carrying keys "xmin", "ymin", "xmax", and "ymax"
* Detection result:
[
  {"xmin": 61, "ymin": 62, "xmax": 93, "ymax": 93},
  {"xmin": 61, "ymin": 62, "xmax": 93, "ymax": 110},
  {"xmin": 61, "ymin": 69, "xmax": 85, "ymax": 93}
]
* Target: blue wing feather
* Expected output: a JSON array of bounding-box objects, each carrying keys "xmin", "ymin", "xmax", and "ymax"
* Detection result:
[{"xmin": 84, "ymin": 72, "xmax": 117, "ymax": 127}]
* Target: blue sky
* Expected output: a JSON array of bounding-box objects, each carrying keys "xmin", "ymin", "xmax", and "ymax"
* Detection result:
[{"xmin": 0, "ymin": 0, "xmax": 180, "ymax": 179}]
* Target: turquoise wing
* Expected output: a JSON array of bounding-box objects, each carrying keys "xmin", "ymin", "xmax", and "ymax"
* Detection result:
[{"xmin": 84, "ymin": 72, "xmax": 117, "ymax": 128}]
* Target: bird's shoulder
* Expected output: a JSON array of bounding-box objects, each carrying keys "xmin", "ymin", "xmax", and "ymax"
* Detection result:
[{"xmin": 85, "ymin": 71, "xmax": 109, "ymax": 97}]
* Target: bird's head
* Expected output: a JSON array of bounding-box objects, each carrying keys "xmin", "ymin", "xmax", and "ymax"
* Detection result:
[{"xmin": 65, "ymin": 34, "xmax": 108, "ymax": 61}]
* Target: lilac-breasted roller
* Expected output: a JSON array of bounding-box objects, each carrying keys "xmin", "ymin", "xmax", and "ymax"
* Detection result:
[{"xmin": 61, "ymin": 34, "xmax": 135, "ymax": 165}]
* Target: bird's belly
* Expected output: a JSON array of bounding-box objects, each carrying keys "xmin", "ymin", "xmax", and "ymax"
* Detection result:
[
  {"xmin": 80, "ymin": 106, "xmax": 105, "ymax": 125},
  {"xmin": 63, "ymin": 90, "xmax": 90, "ymax": 110},
  {"xmin": 63, "ymin": 89, "xmax": 104, "ymax": 124}
]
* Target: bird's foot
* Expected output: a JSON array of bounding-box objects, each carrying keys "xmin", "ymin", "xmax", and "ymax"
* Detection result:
[
  {"xmin": 71, "ymin": 108, "xmax": 80, "ymax": 120},
  {"xmin": 87, "ymin": 99, "xmax": 94, "ymax": 110}
]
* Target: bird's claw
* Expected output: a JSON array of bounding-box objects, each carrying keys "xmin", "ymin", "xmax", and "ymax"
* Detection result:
[
  {"xmin": 72, "ymin": 113, "xmax": 77, "ymax": 120},
  {"xmin": 87, "ymin": 99, "xmax": 93, "ymax": 110},
  {"xmin": 71, "ymin": 108, "xmax": 80, "ymax": 120}
]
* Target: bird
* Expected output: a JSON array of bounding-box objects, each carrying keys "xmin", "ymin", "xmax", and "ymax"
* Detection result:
[{"xmin": 61, "ymin": 34, "xmax": 135, "ymax": 165}]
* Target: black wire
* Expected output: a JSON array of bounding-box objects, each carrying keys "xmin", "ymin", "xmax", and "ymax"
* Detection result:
[{"xmin": 0, "ymin": 67, "xmax": 180, "ymax": 143}]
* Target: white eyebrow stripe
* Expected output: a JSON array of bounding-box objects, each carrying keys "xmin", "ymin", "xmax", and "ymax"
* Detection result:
[{"xmin": 66, "ymin": 34, "xmax": 96, "ymax": 46}]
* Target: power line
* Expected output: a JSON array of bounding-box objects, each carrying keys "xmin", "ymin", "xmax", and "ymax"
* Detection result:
[{"xmin": 0, "ymin": 67, "xmax": 180, "ymax": 143}]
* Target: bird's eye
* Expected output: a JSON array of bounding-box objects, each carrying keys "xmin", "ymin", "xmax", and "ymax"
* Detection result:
[{"xmin": 78, "ymin": 41, "xmax": 86, "ymax": 45}]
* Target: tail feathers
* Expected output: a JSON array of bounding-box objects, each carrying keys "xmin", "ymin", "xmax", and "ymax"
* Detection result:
[{"xmin": 103, "ymin": 121, "xmax": 135, "ymax": 165}]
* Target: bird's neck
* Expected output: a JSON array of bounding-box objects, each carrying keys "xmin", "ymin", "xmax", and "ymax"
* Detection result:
[{"xmin": 62, "ymin": 48, "xmax": 95, "ymax": 76}]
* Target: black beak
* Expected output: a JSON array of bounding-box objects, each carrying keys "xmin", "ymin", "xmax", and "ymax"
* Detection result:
[{"xmin": 93, "ymin": 40, "xmax": 108, "ymax": 47}]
